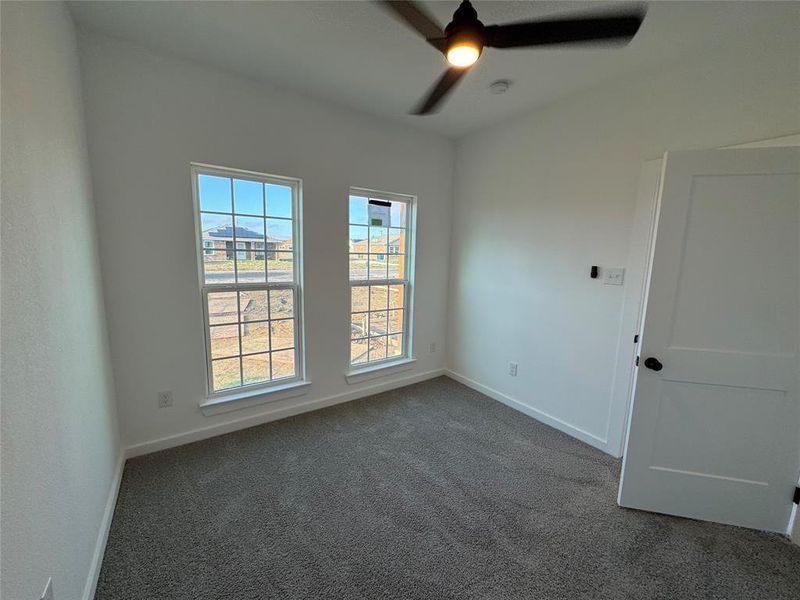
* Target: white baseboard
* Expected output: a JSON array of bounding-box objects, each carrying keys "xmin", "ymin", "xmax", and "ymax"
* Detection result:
[
  {"xmin": 126, "ymin": 368, "xmax": 445, "ymax": 458},
  {"xmin": 82, "ymin": 452, "xmax": 125, "ymax": 600},
  {"xmin": 445, "ymin": 369, "xmax": 610, "ymax": 455}
]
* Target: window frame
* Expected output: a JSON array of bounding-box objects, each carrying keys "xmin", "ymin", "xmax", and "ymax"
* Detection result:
[
  {"xmin": 348, "ymin": 187, "xmax": 416, "ymax": 371},
  {"xmin": 191, "ymin": 163, "xmax": 305, "ymax": 399}
]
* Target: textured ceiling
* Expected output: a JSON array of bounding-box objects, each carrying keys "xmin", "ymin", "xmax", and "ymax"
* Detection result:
[{"xmin": 68, "ymin": 1, "xmax": 799, "ymax": 138}]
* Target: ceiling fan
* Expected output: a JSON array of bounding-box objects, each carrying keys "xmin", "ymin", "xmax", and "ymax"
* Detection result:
[{"xmin": 379, "ymin": 0, "xmax": 646, "ymax": 115}]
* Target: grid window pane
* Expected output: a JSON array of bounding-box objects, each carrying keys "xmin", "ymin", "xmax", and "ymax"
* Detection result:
[
  {"xmin": 388, "ymin": 255, "xmax": 404, "ymax": 279},
  {"xmin": 270, "ymin": 319, "xmax": 295, "ymax": 350},
  {"xmin": 388, "ymin": 309, "xmax": 403, "ymax": 334},
  {"xmin": 268, "ymin": 252, "xmax": 294, "ymax": 283},
  {"xmin": 240, "ymin": 322, "xmax": 269, "ymax": 354},
  {"xmin": 389, "ymin": 285, "xmax": 404, "ymax": 309},
  {"xmin": 267, "ymin": 218, "xmax": 293, "ymax": 249},
  {"xmin": 207, "ymin": 292, "xmax": 238, "ymax": 325},
  {"xmin": 369, "ymin": 228, "xmax": 388, "ymax": 254},
  {"xmin": 242, "ymin": 353, "xmax": 270, "ymax": 385},
  {"xmin": 235, "ymin": 216, "xmax": 265, "ymax": 244},
  {"xmin": 201, "ymin": 213, "xmax": 236, "ymax": 284},
  {"xmin": 351, "ymin": 286, "xmax": 369, "ymax": 312},
  {"xmin": 210, "ymin": 325, "xmax": 240, "ymax": 359},
  {"xmin": 212, "ymin": 357, "xmax": 241, "ymax": 390},
  {"xmin": 368, "ymin": 256, "xmax": 388, "ymax": 280},
  {"xmin": 236, "ymin": 251, "xmax": 266, "ymax": 284},
  {"xmin": 368, "ymin": 336, "xmax": 387, "ymax": 361},
  {"xmin": 198, "ymin": 174, "xmax": 231, "ymax": 213},
  {"xmin": 390, "ymin": 201, "xmax": 407, "ymax": 228},
  {"xmin": 239, "ymin": 290, "xmax": 269, "ymax": 322},
  {"xmin": 271, "ymin": 349, "xmax": 295, "ymax": 379},
  {"xmin": 349, "ymin": 196, "xmax": 368, "ymax": 225},
  {"xmin": 196, "ymin": 168, "xmax": 301, "ymax": 394},
  {"xmin": 203, "ymin": 256, "xmax": 235, "ymax": 284},
  {"xmin": 387, "ymin": 334, "xmax": 403, "ymax": 358},
  {"xmin": 266, "ymin": 184, "xmax": 293, "ymax": 218},
  {"xmin": 370, "ymin": 285, "xmax": 388, "ymax": 311},
  {"xmin": 349, "ymin": 226, "xmax": 368, "ymax": 252},
  {"xmin": 234, "ymin": 179, "xmax": 263, "ymax": 215},
  {"xmin": 369, "ymin": 311, "xmax": 387, "ymax": 336},
  {"xmin": 351, "ymin": 313, "xmax": 368, "ymax": 339},
  {"xmin": 269, "ymin": 289, "xmax": 293, "ymax": 319},
  {"xmin": 351, "ymin": 338, "xmax": 368, "ymax": 365},
  {"xmin": 350, "ymin": 254, "xmax": 368, "ymax": 280},
  {"xmin": 389, "ymin": 228, "xmax": 406, "ymax": 255}
]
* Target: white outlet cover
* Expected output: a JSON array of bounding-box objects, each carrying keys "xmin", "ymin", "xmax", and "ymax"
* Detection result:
[{"xmin": 603, "ymin": 267, "xmax": 625, "ymax": 286}]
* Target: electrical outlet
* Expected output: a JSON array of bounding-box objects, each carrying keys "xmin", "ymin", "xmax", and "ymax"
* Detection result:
[
  {"xmin": 509, "ymin": 362, "xmax": 518, "ymax": 377},
  {"xmin": 157, "ymin": 390, "xmax": 173, "ymax": 408},
  {"xmin": 429, "ymin": 342, "xmax": 436, "ymax": 353},
  {"xmin": 40, "ymin": 578, "xmax": 53, "ymax": 600}
]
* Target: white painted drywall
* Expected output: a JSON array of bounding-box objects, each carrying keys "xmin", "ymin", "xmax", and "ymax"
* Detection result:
[
  {"xmin": 77, "ymin": 32, "xmax": 454, "ymax": 451},
  {"xmin": 447, "ymin": 21, "xmax": 800, "ymax": 457},
  {"xmin": 0, "ymin": 3, "xmax": 121, "ymax": 599}
]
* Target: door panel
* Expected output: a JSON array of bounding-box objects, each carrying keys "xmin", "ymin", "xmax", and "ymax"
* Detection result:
[{"xmin": 619, "ymin": 147, "xmax": 800, "ymax": 533}]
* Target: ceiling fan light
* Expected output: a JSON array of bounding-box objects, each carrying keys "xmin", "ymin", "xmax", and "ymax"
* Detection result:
[{"xmin": 446, "ymin": 43, "xmax": 480, "ymax": 67}]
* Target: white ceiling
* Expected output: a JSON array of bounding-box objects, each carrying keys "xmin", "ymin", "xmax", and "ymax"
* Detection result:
[{"xmin": 68, "ymin": 1, "xmax": 799, "ymax": 139}]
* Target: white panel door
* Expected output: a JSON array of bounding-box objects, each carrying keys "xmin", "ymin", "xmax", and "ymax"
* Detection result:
[{"xmin": 618, "ymin": 147, "xmax": 800, "ymax": 533}]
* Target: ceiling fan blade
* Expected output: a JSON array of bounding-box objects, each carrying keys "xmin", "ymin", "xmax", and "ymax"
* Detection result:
[
  {"xmin": 412, "ymin": 67, "xmax": 469, "ymax": 115},
  {"xmin": 484, "ymin": 12, "xmax": 645, "ymax": 49},
  {"xmin": 378, "ymin": 1, "xmax": 446, "ymax": 52}
]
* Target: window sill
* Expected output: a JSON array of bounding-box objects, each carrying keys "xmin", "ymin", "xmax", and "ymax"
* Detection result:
[
  {"xmin": 200, "ymin": 380, "xmax": 311, "ymax": 416},
  {"xmin": 345, "ymin": 357, "xmax": 416, "ymax": 385}
]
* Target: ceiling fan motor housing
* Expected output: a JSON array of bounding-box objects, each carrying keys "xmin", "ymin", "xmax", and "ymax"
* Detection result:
[{"xmin": 445, "ymin": 0, "xmax": 485, "ymax": 58}]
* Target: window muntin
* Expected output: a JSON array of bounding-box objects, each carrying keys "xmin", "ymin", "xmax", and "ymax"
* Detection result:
[
  {"xmin": 193, "ymin": 165, "xmax": 302, "ymax": 394},
  {"xmin": 349, "ymin": 190, "xmax": 413, "ymax": 367}
]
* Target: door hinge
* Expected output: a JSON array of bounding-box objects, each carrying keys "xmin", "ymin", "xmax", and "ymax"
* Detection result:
[
  {"xmin": 793, "ymin": 486, "xmax": 800, "ymax": 505},
  {"xmin": 634, "ymin": 334, "xmax": 639, "ymax": 344},
  {"xmin": 635, "ymin": 356, "xmax": 640, "ymax": 366}
]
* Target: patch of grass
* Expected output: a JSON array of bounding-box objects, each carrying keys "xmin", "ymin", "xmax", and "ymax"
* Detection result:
[{"xmin": 205, "ymin": 259, "xmax": 291, "ymax": 272}]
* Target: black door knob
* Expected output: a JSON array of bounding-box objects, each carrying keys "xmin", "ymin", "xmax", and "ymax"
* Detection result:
[{"xmin": 644, "ymin": 357, "xmax": 663, "ymax": 371}]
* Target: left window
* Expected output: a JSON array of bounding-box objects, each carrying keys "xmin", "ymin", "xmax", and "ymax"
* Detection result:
[{"xmin": 191, "ymin": 164, "xmax": 302, "ymax": 395}]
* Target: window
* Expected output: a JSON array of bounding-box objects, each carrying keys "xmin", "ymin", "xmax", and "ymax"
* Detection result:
[
  {"xmin": 349, "ymin": 189, "xmax": 413, "ymax": 367},
  {"xmin": 192, "ymin": 164, "xmax": 303, "ymax": 395}
]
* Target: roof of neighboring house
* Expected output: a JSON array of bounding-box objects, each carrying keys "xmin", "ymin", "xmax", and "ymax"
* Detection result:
[
  {"xmin": 202, "ymin": 225, "xmax": 289, "ymax": 242},
  {"xmin": 204, "ymin": 225, "xmax": 263, "ymax": 239},
  {"xmin": 351, "ymin": 234, "xmax": 403, "ymax": 243},
  {"xmin": 350, "ymin": 233, "xmax": 403, "ymax": 250}
]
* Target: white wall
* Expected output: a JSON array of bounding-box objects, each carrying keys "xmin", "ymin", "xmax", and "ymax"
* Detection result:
[
  {"xmin": 0, "ymin": 3, "xmax": 121, "ymax": 600},
  {"xmin": 447, "ymin": 20, "xmax": 800, "ymax": 457},
  {"xmin": 78, "ymin": 32, "xmax": 454, "ymax": 453}
]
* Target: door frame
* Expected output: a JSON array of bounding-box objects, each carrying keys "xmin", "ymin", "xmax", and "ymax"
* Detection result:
[{"xmin": 611, "ymin": 133, "xmax": 800, "ymax": 533}]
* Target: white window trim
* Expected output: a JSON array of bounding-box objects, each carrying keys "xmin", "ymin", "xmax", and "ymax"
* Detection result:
[
  {"xmin": 200, "ymin": 379, "xmax": 312, "ymax": 416},
  {"xmin": 346, "ymin": 186, "xmax": 416, "ymax": 381},
  {"xmin": 345, "ymin": 357, "xmax": 417, "ymax": 384},
  {"xmin": 191, "ymin": 162, "xmax": 307, "ymax": 408}
]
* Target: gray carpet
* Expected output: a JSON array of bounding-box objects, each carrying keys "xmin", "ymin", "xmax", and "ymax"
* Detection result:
[{"xmin": 95, "ymin": 377, "xmax": 800, "ymax": 599}]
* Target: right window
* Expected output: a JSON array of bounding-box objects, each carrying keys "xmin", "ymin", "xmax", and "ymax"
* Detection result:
[{"xmin": 349, "ymin": 189, "xmax": 414, "ymax": 367}]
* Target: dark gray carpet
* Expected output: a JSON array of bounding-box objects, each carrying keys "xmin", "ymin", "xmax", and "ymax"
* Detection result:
[{"xmin": 95, "ymin": 377, "xmax": 800, "ymax": 599}]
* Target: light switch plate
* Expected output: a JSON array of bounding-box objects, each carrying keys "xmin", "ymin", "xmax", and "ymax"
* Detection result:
[{"xmin": 603, "ymin": 267, "xmax": 625, "ymax": 286}]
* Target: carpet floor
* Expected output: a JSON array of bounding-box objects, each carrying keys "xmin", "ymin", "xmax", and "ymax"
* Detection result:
[{"xmin": 95, "ymin": 377, "xmax": 800, "ymax": 599}]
